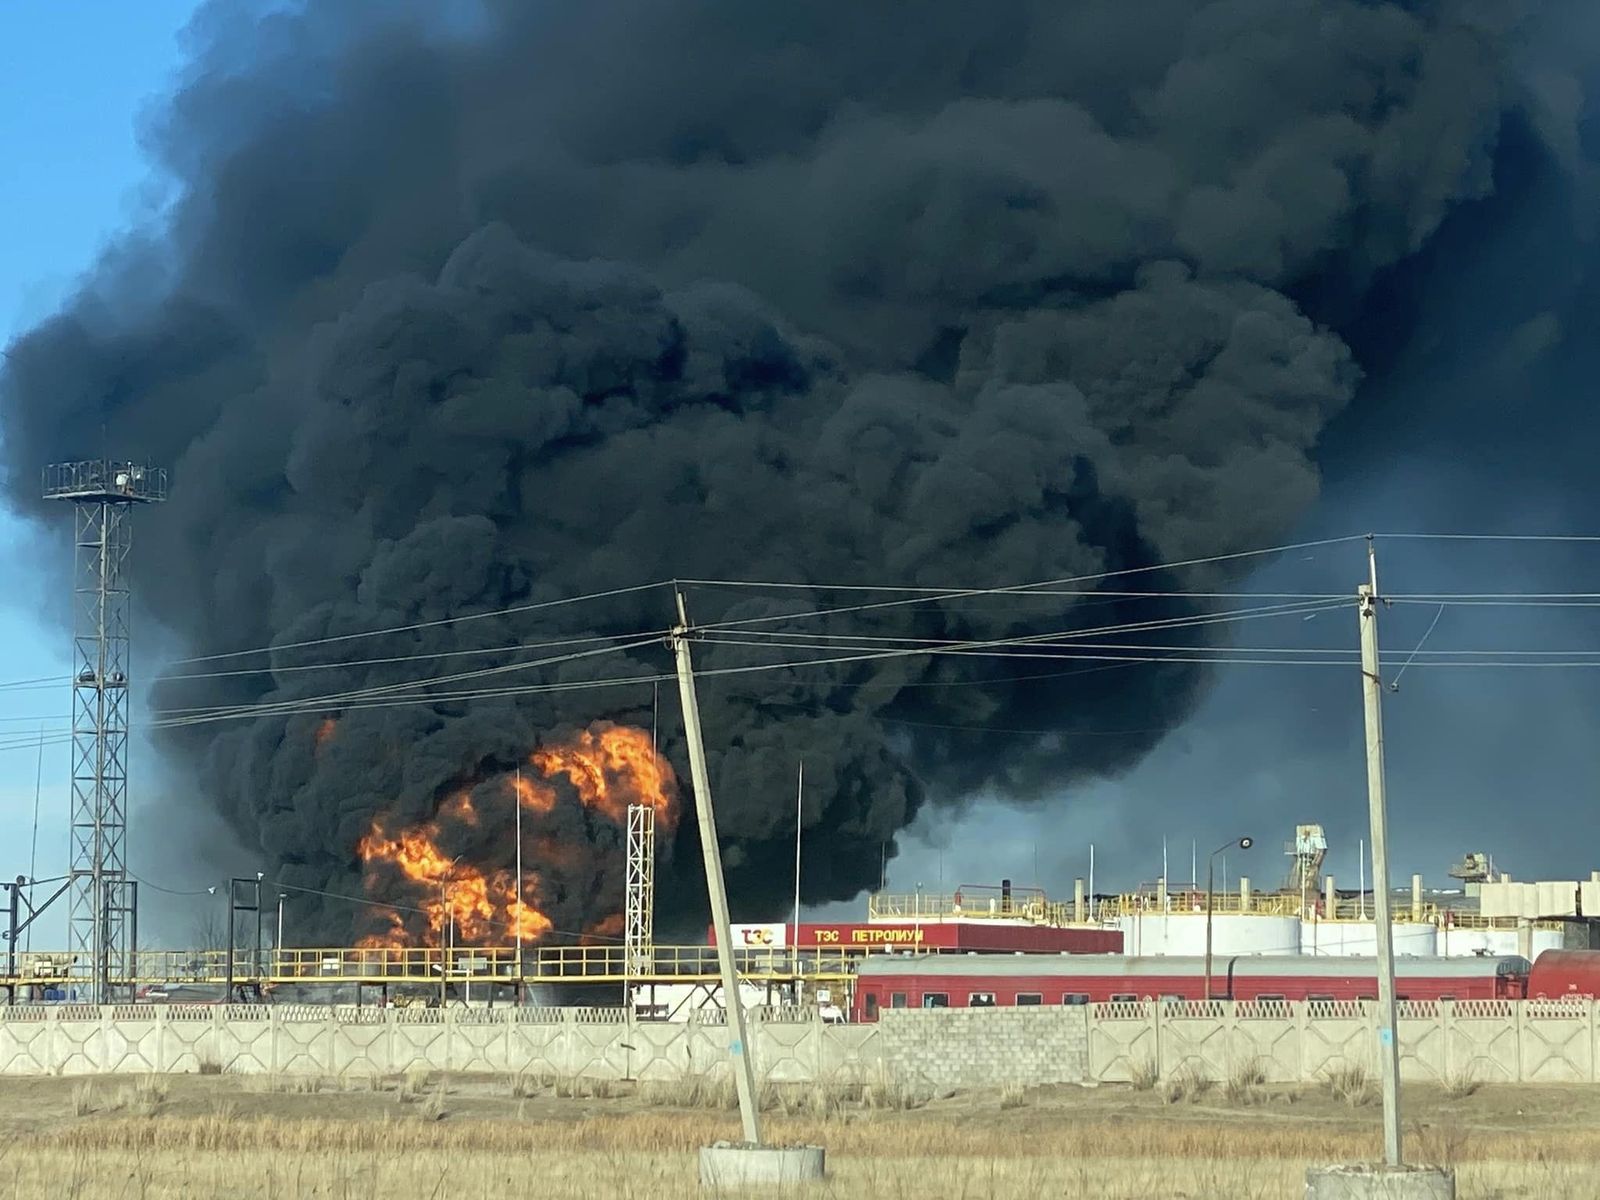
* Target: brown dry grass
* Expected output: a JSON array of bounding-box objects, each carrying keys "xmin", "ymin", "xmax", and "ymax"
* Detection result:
[
  {"xmin": 31, "ymin": 1106, "xmax": 1600, "ymax": 1164},
  {"xmin": 0, "ymin": 1144, "xmax": 1594, "ymax": 1200},
  {"xmin": 4, "ymin": 1075, "xmax": 1600, "ymax": 1199}
]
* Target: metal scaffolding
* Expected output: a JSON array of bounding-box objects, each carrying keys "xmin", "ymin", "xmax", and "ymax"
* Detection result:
[
  {"xmin": 43, "ymin": 460, "xmax": 166, "ymax": 1003},
  {"xmin": 624, "ymin": 803, "xmax": 655, "ymax": 977}
]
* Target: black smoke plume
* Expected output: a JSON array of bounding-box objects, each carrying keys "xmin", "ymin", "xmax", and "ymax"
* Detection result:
[{"xmin": 0, "ymin": 1, "xmax": 1578, "ymax": 939}]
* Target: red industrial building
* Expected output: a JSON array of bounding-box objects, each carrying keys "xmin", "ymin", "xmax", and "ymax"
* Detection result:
[{"xmin": 849, "ymin": 953, "xmax": 1532, "ymax": 1019}]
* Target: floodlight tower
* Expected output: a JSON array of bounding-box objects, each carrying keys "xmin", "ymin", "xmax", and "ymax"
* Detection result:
[{"xmin": 43, "ymin": 460, "xmax": 166, "ymax": 1003}]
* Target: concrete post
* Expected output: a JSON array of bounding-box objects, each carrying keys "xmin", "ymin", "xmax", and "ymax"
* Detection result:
[
  {"xmin": 1157, "ymin": 876, "xmax": 1167, "ymax": 910},
  {"xmin": 1305, "ymin": 1165, "xmax": 1454, "ymax": 1199},
  {"xmin": 1326, "ymin": 874, "xmax": 1337, "ymax": 917},
  {"xmin": 672, "ymin": 593, "xmax": 763, "ymax": 1147},
  {"xmin": 1240, "ymin": 876, "xmax": 1252, "ymax": 911},
  {"xmin": 1591, "ymin": 999, "xmax": 1598, "ymax": 1085},
  {"xmin": 1411, "ymin": 875, "xmax": 1423, "ymax": 923},
  {"xmin": 1359, "ymin": 569, "xmax": 1403, "ymax": 1167},
  {"xmin": 1074, "ymin": 878, "xmax": 1085, "ymax": 924},
  {"xmin": 1158, "ymin": 998, "xmax": 1171, "ymax": 1088}
]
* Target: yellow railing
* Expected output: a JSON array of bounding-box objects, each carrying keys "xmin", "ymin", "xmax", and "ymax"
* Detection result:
[
  {"xmin": 1437, "ymin": 916, "xmax": 1564, "ymax": 932},
  {"xmin": 1107, "ymin": 892, "xmax": 1567, "ymax": 929},
  {"xmin": 1109, "ymin": 891, "xmax": 1305, "ymax": 918},
  {"xmin": 867, "ymin": 892, "xmax": 1073, "ymax": 925},
  {"xmin": 0, "ymin": 944, "xmax": 880, "ymax": 988}
]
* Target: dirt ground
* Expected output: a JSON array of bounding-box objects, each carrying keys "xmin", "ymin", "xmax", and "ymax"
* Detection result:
[{"xmin": 2, "ymin": 1073, "xmax": 1598, "ymax": 1198}]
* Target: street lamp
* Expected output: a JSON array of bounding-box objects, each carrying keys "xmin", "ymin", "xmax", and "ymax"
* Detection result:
[
  {"xmin": 275, "ymin": 894, "xmax": 288, "ymax": 978},
  {"xmin": 438, "ymin": 855, "xmax": 463, "ymax": 1006},
  {"xmin": 1204, "ymin": 836, "xmax": 1253, "ymax": 1001}
]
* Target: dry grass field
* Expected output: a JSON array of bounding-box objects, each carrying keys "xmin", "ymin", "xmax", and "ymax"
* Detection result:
[{"xmin": 2, "ymin": 1072, "xmax": 1598, "ymax": 1198}]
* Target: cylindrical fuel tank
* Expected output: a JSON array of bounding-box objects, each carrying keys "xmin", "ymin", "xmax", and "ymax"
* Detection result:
[
  {"xmin": 1300, "ymin": 920, "xmax": 1437, "ymax": 957},
  {"xmin": 1117, "ymin": 912, "xmax": 1300, "ymax": 956},
  {"xmin": 1525, "ymin": 950, "xmax": 1600, "ymax": 998},
  {"xmin": 1439, "ymin": 926, "xmax": 1563, "ymax": 960}
]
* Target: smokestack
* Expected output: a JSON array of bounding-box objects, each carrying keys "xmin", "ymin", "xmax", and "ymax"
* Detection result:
[
  {"xmin": 1325, "ymin": 875, "xmax": 1337, "ymax": 918},
  {"xmin": 1073, "ymin": 878, "xmax": 1085, "ymax": 924},
  {"xmin": 1411, "ymin": 874, "xmax": 1423, "ymax": 923},
  {"xmin": 1239, "ymin": 876, "xmax": 1252, "ymax": 912}
]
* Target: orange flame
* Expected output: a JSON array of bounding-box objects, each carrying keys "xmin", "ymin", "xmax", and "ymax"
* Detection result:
[
  {"xmin": 531, "ymin": 724, "xmax": 677, "ymax": 828},
  {"xmin": 315, "ymin": 717, "xmax": 337, "ymax": 752},
  {"xmin": 356, "ymin": 722, "xmax": 677, "ymax": 948}
]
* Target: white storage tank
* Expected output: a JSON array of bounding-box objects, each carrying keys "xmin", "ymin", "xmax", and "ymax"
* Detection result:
[
  {"xmin": 1436, "ymin": 925, "xmax": 1563, "ymax": 959},
  {"xmin": 1299, "ymin": 920, "xmax": 1437, "ymax": 957},
  {"xmin": 1117, "ymin": 912, "xmax": 1300, "ymax": 957}
]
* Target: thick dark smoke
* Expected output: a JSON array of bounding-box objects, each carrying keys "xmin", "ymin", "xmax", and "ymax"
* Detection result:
[{"xmin": 0, "ymin": 1, "xmax": 1580, "ymax": 939}]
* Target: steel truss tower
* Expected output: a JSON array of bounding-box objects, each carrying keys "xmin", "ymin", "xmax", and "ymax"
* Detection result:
[
  {"xmin": 624, "ymin": 804, "xmax": 655, "ymax": 977},
  {"xmin": 43, "ymin": 460, "xmax": 166, "ymax": 1003}
]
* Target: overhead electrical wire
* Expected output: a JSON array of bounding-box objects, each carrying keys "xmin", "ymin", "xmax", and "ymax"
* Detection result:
[
  {"xmin": 148, "ymin": 635, "xmax": 668, "ymax": 723},
  {"xmin": 1376, "ymin": 532, "xmax": 1600, "ymax": 543},
  {"xmin": 164, "ymin": 580, "xmax": 673, "ymax": 667},
  {"xmin": 16, "ymin": 533, "xmax": 1600, "ymax": 746},
  {"xmin": 157, "ymin": 629, "xmax": 665, "ymax": 684},
  {"xmin": 139, "ymin": 596, "xmax": 1343, "ymax": 729}
]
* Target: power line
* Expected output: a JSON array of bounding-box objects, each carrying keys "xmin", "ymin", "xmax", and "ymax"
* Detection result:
[
  {"xmin": 685, "ymin": 534, "xmax": 1368, "ymax": 634},
  {"xmin": 166, "ymin": 580, "xmax": 672, "ymax": 667},
  {"xmin": 158, "ymin": 629, "xmax": 661, "ymax": 683},
  {"xmin": 148, "ymin": 635, "xmax": 666, "ymax": 725},
  {"xmin": 1377, "ymin": 532, "xmax": 1600, "ymax": 543}
]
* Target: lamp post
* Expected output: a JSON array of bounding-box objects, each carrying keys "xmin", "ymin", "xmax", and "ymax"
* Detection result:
[
  {"xmin": 437, "ymin": 855, "xmax": 462, "ymax": 1007},
  {"xmin": 275, "ymin": 893, "xmax": 287, "ymax": 978},
  {"xmin": 1204, "ymin": 836, "xmax": 1253, "ymax": 1001}
]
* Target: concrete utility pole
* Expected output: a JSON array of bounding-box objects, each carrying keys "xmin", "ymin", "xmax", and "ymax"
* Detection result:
[
  {"xmin": 1358, "ymin": 539, "xmax": 1403, "ymax": 1166},
  {"xmin": 671, "ymin": 592, "xmax": 762, "ymax": 1146}
]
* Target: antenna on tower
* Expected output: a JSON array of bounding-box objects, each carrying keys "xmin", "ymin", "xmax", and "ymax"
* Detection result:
[{"xmin": 43, "ymin": 458, "xmax": 166, "ymax": 1004}]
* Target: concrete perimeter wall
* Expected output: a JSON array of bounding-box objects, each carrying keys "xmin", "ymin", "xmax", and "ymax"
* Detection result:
[
  {"xmin": 0, "ymin": 1003, "xmax": 883, "ymax": 1084},
  {"xmin": 2, "ymin": 999, "xmax": 1598, "ymax": 1087}
]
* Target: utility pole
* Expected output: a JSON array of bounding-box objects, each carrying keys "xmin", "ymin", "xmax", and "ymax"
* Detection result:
[
  {"xmin": 671, "ymin": 592, "xmax": 762, "ymax": 1146},
  {"xmin": 1359, "ymin": 538, "xmax": 1403, "ymax": 1166},
  {"xmin": 5, "ymin": 876, "xmax": 21, "ymax": 1000}
]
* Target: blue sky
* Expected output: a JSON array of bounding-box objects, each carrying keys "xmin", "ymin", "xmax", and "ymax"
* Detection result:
[{"xmin": 0, "ymin": 1, "xmax": 203, "ymax": 941}]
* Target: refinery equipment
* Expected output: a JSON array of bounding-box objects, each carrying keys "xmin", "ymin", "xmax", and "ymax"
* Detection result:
[{"xmin": 1285, "ymin": 824, "xmax": 1328, "ymax": 896}]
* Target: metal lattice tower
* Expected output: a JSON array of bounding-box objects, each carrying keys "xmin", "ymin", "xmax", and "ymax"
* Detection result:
[
  {"xmin": 624, "ymin": 804, "xmax": 656, "ymax": 977},
  {"xmin": 43, "ymin": 460, "xmax": 166, "ymax": 1003}
]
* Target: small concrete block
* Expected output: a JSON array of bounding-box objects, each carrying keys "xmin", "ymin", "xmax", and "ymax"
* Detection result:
[
  {"xmin": 1306, "ymin": 1164, "xmax": 1454, "ymax": 1200},
  {"xmin": 699, "ymin": 1143, "xmax": 826, "ymax": 1189}
]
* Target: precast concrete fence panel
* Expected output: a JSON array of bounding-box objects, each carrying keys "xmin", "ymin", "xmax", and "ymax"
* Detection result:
[{"xmin": 6, "ymin": 1000, "xmax": 1600, "ymax": 1087}]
